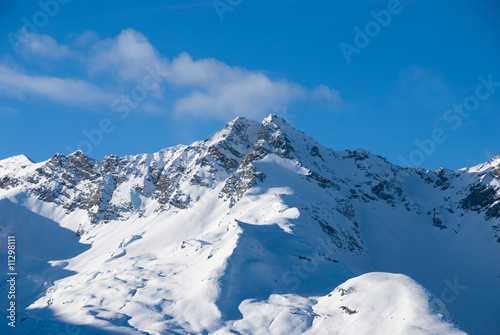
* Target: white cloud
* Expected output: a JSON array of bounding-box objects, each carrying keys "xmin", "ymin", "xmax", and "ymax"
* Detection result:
[
  {"xmin": 74, "ymin": 31, "xmax": 100, "ymax": 48},
  {"xmin": 88, "ymin": 28, "xmax": 162, "ymax": 82},
  {"xmin": 83, "ymin": 30, "xmax": 344, "ymax": 118},
  {"xmin": 0, "ymin": 29, "xmax": 344, "ymax": 118},
  {"xmin": 19, "ymin": 33, "xmax": 73, "ymax": 60},
  {"xmin": 167, "ymin": 52, "xmax": 237, "ymax": 87},
  {"xmin": 311, "ymin": 85, "xmax": 344, "ymax": 109},
  {"xmin": 169, "ymin": 53, "xmax": 306, "ymax": 118},
  {"xmin": 0, "ymin": 65, "xmax": 115, "ymax": 106}
]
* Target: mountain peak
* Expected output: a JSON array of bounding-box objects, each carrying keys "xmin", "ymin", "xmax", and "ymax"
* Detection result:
[
  {"xmin": 0, "ymin": 154, "xmax": 34, "ymax": 165},
  {"xmin": 68, "ymin": 150, "xmax": 87, "ymax": 158},
  {"xmin": 204, "ymin": 116, "xmax": 260, "ymax": 148},
  {"xmin": 462, "ymin": 154, "xmax": 500, "ymax": 173},
  {"xmin": 225, "ymin": 116, "xmax": 252, "ymax": 128},
  {"xmin": 489, "ymin": 154, "xmax": 500, "ymax": 164},
  {"xmin": 0, "ymin": 115, "xmax": 498, "ymax": 335},
  {"xmin": 0, "ymin": 154, "xmax": 35, "ymax": 178},
  {"xmin": 262, "ymin": 113, "xmax": 289, "ymax": 127}
]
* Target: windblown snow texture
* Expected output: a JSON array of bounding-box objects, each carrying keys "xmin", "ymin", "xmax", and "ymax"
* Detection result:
[{"xmin": 1, "ymin": 115, "xmax": 499, "ymax": 334}]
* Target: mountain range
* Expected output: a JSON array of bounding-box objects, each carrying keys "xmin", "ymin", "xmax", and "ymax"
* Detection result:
[{"xmin": 1, "ymin": 114, "xmax": 499, "ymax": 334}]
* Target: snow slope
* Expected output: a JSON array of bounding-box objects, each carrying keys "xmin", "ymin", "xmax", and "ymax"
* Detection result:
[
  {"xmin": 1, "ymin": 115, "xmax": 499, "ymax": 334},
  {"xmin": 216, "ymin": 272, "xmax": 466, "ymax": 335}
]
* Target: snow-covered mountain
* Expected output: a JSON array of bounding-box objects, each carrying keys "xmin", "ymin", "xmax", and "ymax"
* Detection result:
[{"xmin": 1, "ymin": 114, "xmax": 499, "ymax": 334}]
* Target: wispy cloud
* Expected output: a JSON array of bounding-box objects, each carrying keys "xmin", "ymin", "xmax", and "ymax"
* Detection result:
[
  {"xmin": 398, "ymin": 66, "xmax": 455, "ymax": 109},
  {"xmin": 88, "ymin": 28, "xmax": 161, "ymax": 82},
  {"xmin": 1, "ymin": 29, "xmax": 344, "ymax": 118},
  {"xmin": 0, "ymin": 106, "xmax": 21, "ymax": 116},
  {"xmin": 168, "ymin": 52, "xmax": 306, "ymax": 118},
  {"xmin": 0, "ymin": 65, "xmax": 115, "ymax": 106},
  {"xmin": 18, "ymin": 33, "xmax": 73, "ymax": 60}
]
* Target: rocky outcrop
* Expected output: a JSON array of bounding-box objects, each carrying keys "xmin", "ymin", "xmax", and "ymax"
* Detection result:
[{"xmin": 0, "ymin": 115, "xmax": 499, "ymax": 245}]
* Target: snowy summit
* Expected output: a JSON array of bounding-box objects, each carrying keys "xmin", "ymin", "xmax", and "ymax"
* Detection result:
[{"xmin": 0, "ymin": 115, "xmax": 499, "ymax": 334}]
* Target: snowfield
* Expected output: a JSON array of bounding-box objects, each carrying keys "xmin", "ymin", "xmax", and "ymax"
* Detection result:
[
  {"xmin": 217, "ymin": 273, "xmax": 466, "ymax": 335},
  {"xmin": 1, "ymin": 115, "xmax": 499, "ymax": 334}
]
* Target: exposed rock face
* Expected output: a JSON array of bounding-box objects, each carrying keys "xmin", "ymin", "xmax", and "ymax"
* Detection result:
[
  {"xmin": 0, "ymin": 115, "xmax": 499, "ymax": 243},
  {"xmin": 460, "ymin": 182, "xmax": 498, "ymax": 213},
  {"xmin": 1, "ymin": 115, "xmax": 499, "ymax": 335}
]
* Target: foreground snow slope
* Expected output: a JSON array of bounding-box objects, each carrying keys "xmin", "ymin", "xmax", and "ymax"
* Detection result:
[
  {"xmin": 216, "ymin": 272, "xmax": 466, "ymax": 335},
  {"xmin": 1, "ymin": 115, "xmax": 499, "ymax": 334}
]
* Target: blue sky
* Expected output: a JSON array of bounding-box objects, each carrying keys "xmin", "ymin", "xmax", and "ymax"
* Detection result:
[{"xmin": 0, "ymin": 0, "xmax": 499, "ymax": 170}]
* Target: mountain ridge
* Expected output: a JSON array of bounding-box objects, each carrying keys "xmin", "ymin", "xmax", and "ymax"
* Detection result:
[{"xmin": 1, "ymin": 114, "xmax": 499, "ymax": 334}]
